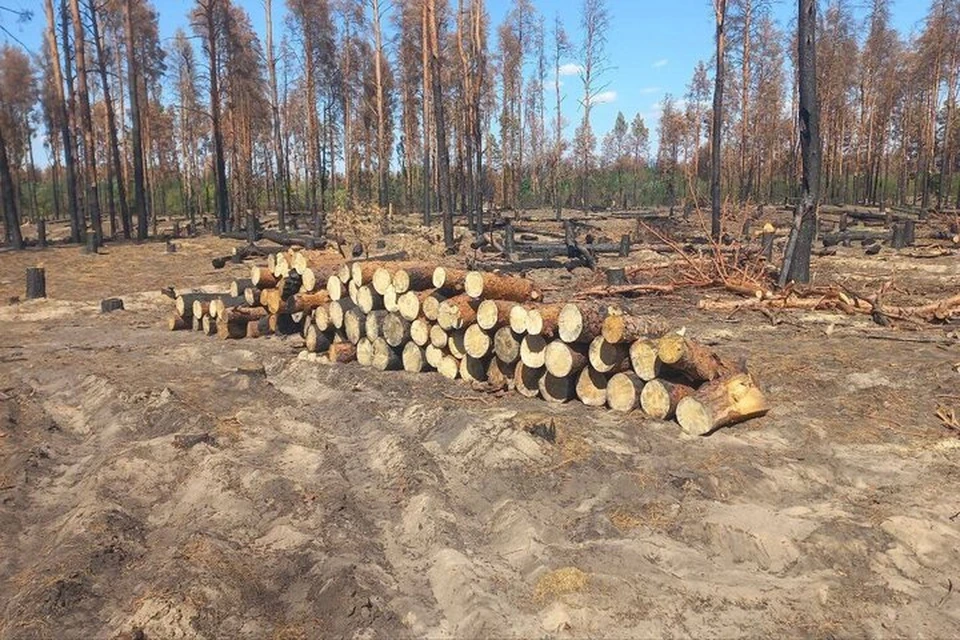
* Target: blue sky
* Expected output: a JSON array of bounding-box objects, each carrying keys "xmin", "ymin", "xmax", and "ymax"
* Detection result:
[{"xmin": 1, "ymin": 0, "xmax": 930, "ymax": 151}]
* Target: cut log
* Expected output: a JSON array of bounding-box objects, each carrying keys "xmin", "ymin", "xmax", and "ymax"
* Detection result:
[
  {"xmin": 429, "ymin": 324, "xmax": 449, "ymax": 349},
  {"xmin": 192, "ymin": 315, "xmax": 203, "ymax": 332},
  {"xmin": 98, "ymin": 298, "xmax": 124, "ymax": 313},
  {"xmin": 544, "ymin": 341, "xmax": 590, "ymax": 377},
  {"xmin": 251, "ymin": 266, "xmax": 278, "ymax": 289},
  {"xmin": 357, "ymin": 338, "xmax": 374, "ymax": 366},
  {"xmin": 268, "ymin": 313, "xmax": 301, "ymax": 335},
  {"xmin": 382, "ymin": 285, "xmax": 399, "ymax": 312},
  {"xmin": 421, "ymin": 291, "xmax": 448, "ymax": 321},
  {"xmin": 525, "ymin": 304, "xmax": 563, "ymax": 337},
  {"xmin": 329, "ymin": 342, "xmax": 358, "ymax": 364},
  {"xmin": 221, "ymin": 306, "xmax": 269, "ymax": 324},
  {"xmin": 514, "ymin": 362, "xmax": 544, "ymax": 398},
  {"xmin": 657, "ymin": 334, "xmax": 730, "ymax": 383},
  {"xmin": 201, "ymin": 315, "xmax": 216, "ymax": 336},
  {"xmin": 437, "ymin": 354, "xmax": 460, "ymax": 380},
  {"xmin": 464, "ymin": 271, "xmax": 541, "ymax": 301},
  {"xmin": 432, "ymin": 266, "xmax": 468, "ymax": 292},
  {"xmin": 640, "ymin": 379, "xmax": 695, "ymax": 420},
  {"xmin": 520, "ymin": 334, "xmax": 548, "ymax": 368},
  {"xmin": 398, "ymin": 289, "xmax": 436, "ymax": 321},
  {"xmin": 246, "ymin": 318, "xmax": 268, "ymax": 338},
  {"xmin": 576, "ymin": 367, "xmax": 608, "ymax": 407},
  {"xmin": 447, "ymin": 330, "xmax": 467, "ymax": 359},
  {"xmin": 508, "ymin": 305, "xmax": 529, "ymax": 334},
  {"xmin": 284, "ymin": 291, "xmax": 331, "ymax": 314},
  {"xmin": 493, "ymin": 327, "xmax": 522, "ymax": 364},
  {"xmin": 243, "ymin": 287, "xmax": 260, "ymax": 306},
  {"xmin": 357, "ymin": 285, "xmax": 384, "ymax": 313},
  {"xmin": 383, "ymin": 313, "xmax": 411, "ymax": 347},
  {"xmin": 260, "ymin": 288, "xmax": 281, "ymax": 313},
  {"xmin": 314, "ymin": 304, "xmax": 332, "ymax": 331},
  {"xmin": 216, "ymin": 319, "xmax": 247, "ymax": 340},
  {"xmin": 459, "ymin": 356, "xmax": 489, "ymax": 382},
  {"xmin": 371, "ymin": 337, "xmax": 402, "ymax": 371},
  {"xmin": 327, "ymin": 275, "xmax": 344, "ymax": 300},
  {"xmin": 305, "ymin": 324, "xmax": 333, "ymax": 353},
  {"xmin": 424, "ymin": 344, "xmax": 445, "ymax": 369},
  {"xmin": 176, "ymin": 293, "xmax": 219, "ymax": 318},
  {"xmin": 230, "ymin": 278, "xmax": 253, "ymax": 298},
  {"xmin": 587, "ymin": 336, "xmax": 630, "ymax": 374},
  {"xmin": 539, "ymin": 373, "xmax": 573, "ymax": 403},
  {"xmin": 168, "ymin": 314, "xmax": 188, "ymax": 331},
  {"xmin": 601, "ymin": 312, "xmax": 667, "ymax": 343},
  {"xmin": 337, "ymin": 263, "xmax": 352, "ymax": 284},
  {"xmin": 410, "ymin": 318, "xmax": 432, "ymax": 346},
  {"xmin": 437, "ymin": 295, "xmax": 478, "ymax": 330},
  {"xmin": 476, "ymin": 299, "xmax": 515, "ymax": 330},
  {"xmin": 675, "ymin": 372, "xmax": 770, "ymax": 436},
  {"xmin": 463, "ymin": 324, "xmax": 492, "ymax": 358},
  {"xmin": 328, "ymin": 298, "xmax": 357, "ymax": 329},
  {"xmin": 607, "ymin": 372, "xmax": 644, "ymax": 413},
  {"xmin": 351, "ymin": 261, "xmax": 381, "ymax": 286},
  {"xmin": 344, "ymin": 308, "xmax": 367, "ymax": 344},
  {"xmin": 393, "ymin": 264, "xmax": 435, "ymax": 293},
  {"xmin": 402, "ymin": 342, "xmax": 433, "ymax": 372},
  {"xmin": 364, "ymin": 310, "xmax": 389, "ymax": 340},
  {"xmin": 487, "ymin": 358, "xmax": 516, "ymax": 391},
  {"xmin": 629, "ymin": 339, "xmax": 662, "ymax": 381},
  {"xmin": 558, "ymin": 302, "xmax": 608, "ymax": 343},
  {"xmin": 210, "ymin": 296, "xmax": 246, "ymax": 319},
  {"xmin": 372, "ymin": 267, "xmax": 397, "ymax": 295}
]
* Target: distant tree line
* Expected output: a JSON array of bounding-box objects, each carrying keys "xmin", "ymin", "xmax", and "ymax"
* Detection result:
[{"xmin": 0, "ymin": 0, "xmax": 957, "ymax": 252}]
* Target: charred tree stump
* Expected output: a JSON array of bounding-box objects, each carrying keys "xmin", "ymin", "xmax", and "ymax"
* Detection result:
[
  {"xmin": 606, "ymin": 268, "xmax": 626, "ymax": 286},
  {"xmin": 37, "ymin": 220, "xmax": 47, "ymax": 248},
  {"xmin": 761, "ymin": 228, "xmax": 775, "ymax": 261},
  {"xmin": 25, "ymin": 267, "xmax": 46, "ymax": 299},
  {"xmin": 619, "ymin": 234, "xmax": 631, "ymax": 257},
  {"xmin": 100, "ymin": 298, "xmax": 124, "ymax": 313},
  {"xmin": 890, "ymin": 223, "xmax": 907, "ymax": 249}
]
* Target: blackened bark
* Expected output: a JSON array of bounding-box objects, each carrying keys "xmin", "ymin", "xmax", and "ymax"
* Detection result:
[
  {"xmin": 70, "ymin": 0, "xmax": 104, "ymax": 246},
  {"xmin": 0, "ymin": 126, "xmax": 23, "ymax": 249},
  {"xmin": 125, "ymin": 0, "xmax": 149, "ymax": 240},
  {"xmin": 710, "ymin": 0, "xmax": 726, "ymax": 241}
]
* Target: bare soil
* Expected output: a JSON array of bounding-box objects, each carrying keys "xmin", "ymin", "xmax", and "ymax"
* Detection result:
[{"xmin": 1, "ymin": 231, "xmax": 959, "ymax": 639}]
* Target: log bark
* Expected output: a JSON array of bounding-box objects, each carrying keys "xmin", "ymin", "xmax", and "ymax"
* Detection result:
[
  {"xmin": 676, "ymin": 372, "xmax": 769, "ymax": 435},
  {"xmin": 587, "ymin": 337, "xmax": 630, "ymax": 374},
  {"xmin": 432, "ymin": 266, "xmax": 468, "ymax": 292},
  {"xmin": 243, "ymin": 287, "xmax": 261, "ymax": 306},
  {"xmin": 526, "ymin": 304, "xmax": 563, "ymax": 338},
  {"xmin": 539, "ymin": 373, "xmax": 573, "ymax": 403},
  {"xmin": 657, "ymin": 334, "xmax": 731, "ymax": 383},
  {"xmin": 100, "ymin": 298, "xmax": 124, "ymax": 313},
  {"xmin": 640, "ymin": 379, "xmax": 695, "ymax": 420},
  {"xmin": 475, "ymin": 299, "xmax": 516, "ymax": 330},
  {"xmin": 251, "ymin": 266, "xmax": 278, "ymax": 289},
  {"xmin": 544, "ymin": 341, "xmax": 590, "ymax": 377},
  {"xmin": 607, "ymin": 372, "xmax": 644, "ymax": 413},
  {"xmin": 629, "ymin": 339, "xmax": 662, "ymax": 381},
  {"xmin": 268, "ymin": 313, "xmax": 301, "ymax": 335},
  {"xmin": 601, "ymin": 312, "xmax": 667, "ymax": 343},
  {"xmin": 305, "ymin": 323, "xmax": 333, "ymax": 353},
  {"xmin": 558, "ymin": 302, "xmax": 608, "ymax": 343},
  {"xmin": 217, "ymin": 319, "xmax": 247, "ymax": 340},
  {"xmin": 520, "ymin": 335, "xmax": 548, "ymax": 368},
  {"xmin": 176, "ymin": 293, "xmax": 221, "ymax": 318},
  {"xmin": 437, "ymin": 294, "xmax": 478, "ymax": 330},
  {"xmin": 168, "ymin": 314, "xmax": 188, "ymax": 331},
  {"xmin": 464, "ymin": 271, "xmax": 541, "ymax": 301},
  {"xmin": 514, "ymin": 362, "xmax": 544, "ymax": 398},
  {"xmin": 284, "ymin": 291, "xmax": 331, "ymax": 314},
  {"xmin": 329, "ymin": 342, "xmax": 358, "ymax": 364},
  {"xmin": 230, "ymin": 278, "xmax": 254, "ymax": 297},
  {"xmin": 221, "ymin": 306, "xmax": 269, "ymax": 324},
  {"xmin": 487, "ymin": 358, "xmax": 516, "ymax": 391},
  {"xmin": 459, "ymin": 355, "xmax": 489, "ymax": 383},
  {"xmin": 393, "ymin": 264, "xmax": 436, "ymax": 293},
  {"xmin": 576, "ymin": 367, "xmax": 608, "ymax": 407},
  {"xmin": 463, "ymin": 324, "xmax": 492, "ymax": 358}
]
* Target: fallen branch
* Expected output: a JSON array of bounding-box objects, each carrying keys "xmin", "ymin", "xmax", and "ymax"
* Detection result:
[{"xmin": 575, "ymin": 283, "xmax": 676, "ymax": 299}]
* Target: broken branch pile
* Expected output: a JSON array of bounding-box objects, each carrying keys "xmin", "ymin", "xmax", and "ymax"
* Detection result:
[{"xmin": 167, "ymin": 247, "xmax": 770, "ymax": 436}]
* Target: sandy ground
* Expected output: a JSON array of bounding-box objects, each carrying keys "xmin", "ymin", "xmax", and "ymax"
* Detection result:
[{"xmin": 1, "ymin": 231, "xmax": 959, "ymax": 639}]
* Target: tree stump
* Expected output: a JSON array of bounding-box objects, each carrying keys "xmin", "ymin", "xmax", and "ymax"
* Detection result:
[
  {"xmin": 606, "ymin": 268, "xmax": 627, "ymax": 286},
  {"xmin": 37, "ymin": 220, "xmax": 47, "ymax": 248},
  {"xmin": 25, "ymin": 267, "xmax": 46, "ymax": 299},
  {"xmin": 100, "ymin": 298, "xmax": 124, "ymax": 313},
  {"xmin": 618, "ymin": 234, "xmax": 631, "ymax": 257}
]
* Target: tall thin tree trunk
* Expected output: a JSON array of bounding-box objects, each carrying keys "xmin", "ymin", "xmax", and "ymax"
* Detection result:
[
  {"xmin": 421, "ymin": 0, "xmax": 433, "ymax": 226},
  {"xmin": 710, "ymin": 0, "xmax": 727, "ymax": 240},
  {"xmin": 265, "ymin": 0, "xmax": 287, "ymax": 231},
  {"xmin": 0, "ymin": 126, "xmax": 24, "ymax": 248},
  {"xmin": 70, "ymin": 0, "xmax": 104, "ymax": 245},
  {"xmin": 426, "ymin": 0, "xmax": 454, "ymax": 249},
  {"xmin": 125, "ymin": 0, "xmax": 149, "ymax": 240}
]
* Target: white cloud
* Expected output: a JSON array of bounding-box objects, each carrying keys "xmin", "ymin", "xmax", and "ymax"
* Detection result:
[
  {"xmin": 652, "ymin": 59, "xmax": 668, "ymax": 68},
  {"xmin": 639, "ymin": 86, "xmax": 662, "ymax": 95},
  {"xmin": 592, "ymin": 90, "xmax": 617, "ymax": 104},
  {"xmin": 558, "ymin": 63, "xmax": 583, "ymax": 76}
]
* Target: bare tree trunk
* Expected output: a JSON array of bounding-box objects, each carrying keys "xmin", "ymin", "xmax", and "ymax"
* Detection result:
[
  {"xmin": 421, "ymin": 0, "xmax": 432, "ymax": 226},
  {"xmin": 372, "ymin": 0, "xmax": 389, "ymax": 209},
  {"xmin": 89, "ymin": 0, "xmax": 130, "ymax": 239},
  {"xmin": 780, "ymin": 0, "xmax": 821, "ymax": 286},
  {"xmin": 125, "ymin": 0, "xmax": 149, "ymax": 240},
  {"xmin": 0, "ymin": 126, "xmax": 23, "ymax": 248},
  {"xmin": 70, "ymin": 0, "xmax": 104, "ymax": 245},
  {"xmin": 426, "ymin": 0, "xmax": 453, "ymax": 248},
  {"xmin": 265, "ymin": 0, "xmax": 287, "ymax": 231},
  {"xmin": 44, "ymin": 0, "xmax": 81, "ymax": 243},
  {"xmin": 710, "ymin": 0, "xmax": 727, "ymax": 240}
]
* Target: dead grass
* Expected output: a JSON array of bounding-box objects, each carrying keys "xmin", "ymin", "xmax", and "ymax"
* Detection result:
[
  {"xmin": 609, "ymin": 502, "xmax": 680, "ymax": 532},
  {"xmin": 534, "ymin": 567, "xmax": 589, "ymax": 602}
]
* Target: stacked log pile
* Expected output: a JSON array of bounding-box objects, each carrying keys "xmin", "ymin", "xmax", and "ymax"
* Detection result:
[{"xmin": 167, "ymin": 248, "xmax": 769, "ymax": 436}]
